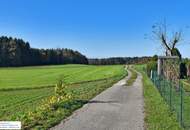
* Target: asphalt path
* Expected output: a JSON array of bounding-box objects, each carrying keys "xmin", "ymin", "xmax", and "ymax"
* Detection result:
[{"xmin": 51, "ymin": 69, "xmax": 144, "ymax": 130}]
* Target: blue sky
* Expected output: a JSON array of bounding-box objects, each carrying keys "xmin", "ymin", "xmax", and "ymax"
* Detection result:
[{"xmin": 0, "ymin": 0, "xmax": 190, "ymax": 58}]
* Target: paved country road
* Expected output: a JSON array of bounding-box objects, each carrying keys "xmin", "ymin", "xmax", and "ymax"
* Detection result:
[{"xmin": 51, "ymin": 69, "xmax": 144, "ymax": 130}]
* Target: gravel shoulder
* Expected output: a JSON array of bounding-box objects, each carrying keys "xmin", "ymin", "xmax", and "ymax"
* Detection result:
[{"xmin": 51, "ymin": 69, "xmax": 144, "ymax": 130}]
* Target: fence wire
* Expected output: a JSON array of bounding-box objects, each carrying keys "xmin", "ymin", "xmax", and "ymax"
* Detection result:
[{"xmin": 150, "ymin": 71, "xmax": 190, "ymax": 129}]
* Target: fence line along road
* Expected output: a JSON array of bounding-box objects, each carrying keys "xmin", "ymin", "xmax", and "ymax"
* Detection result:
[{"xmin": 151, "ymin": 70, "xmax": 190, "ymax": 128}]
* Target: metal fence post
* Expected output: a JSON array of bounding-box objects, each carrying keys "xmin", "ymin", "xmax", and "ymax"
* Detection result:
[
  {"xmin": 149, "ymin": 68, "xmax": 186, "ymax": 128},
  {"xmin": 160, "ymin": 76, "xmax": 162, "ymax": 96},
  {"xmin": 169, "ymin": 82, "xmax": 172, "ymax": 109},
  {"xmin": 163, "ymin": 78, "xmax": 165, "ymax": 98},
  {"xmin": 180, "ymin": 84, "xmax": 183, "ymax": 127},
  {"xmin": 163, "ymin": 79, "xmax": 165, "ymax": 98},
  {"xmin": 153, "ymin": 71, "xmax": 155, "ymax": 84}
]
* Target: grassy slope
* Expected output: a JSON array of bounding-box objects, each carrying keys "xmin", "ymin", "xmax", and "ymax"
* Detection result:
[
  {"xmin": 135, "ymin": 65, "xmax": 182, "ymax": 130},
  {"xmin": 0, "ymin": 65, "xmax": 127, "ymax": 122},
  {"xmin": 0, "ymin": 64, "xmax": 124, "ymax": 89}
]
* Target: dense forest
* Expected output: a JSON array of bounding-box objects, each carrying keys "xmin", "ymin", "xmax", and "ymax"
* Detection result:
[
  {"xmin": 88, "ymin": 57, "xmax": 152, "ymax": 65},
  {"xmin": 0, "ymin": 36, "xmax": 154, "ymax": 67},
  {"xmin": 0, "ymin": 36, "xmax": 88, "ymax": 66}
]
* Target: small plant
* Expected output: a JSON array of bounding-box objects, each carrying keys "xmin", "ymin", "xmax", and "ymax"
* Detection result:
[
  {"xmin": 147, "ymin": 61, "xmax": 157, "ymax": 77},
  {"xmin": 55, "ymin": 79, "xmax": 72, "ymax": 101},
  {"xmin": 55, "ymin": 80, "xmax": 67, "ymax": 98},
  {"xmin": 19, "ymin": 79, "xmax": 73, "ymax": 129}
]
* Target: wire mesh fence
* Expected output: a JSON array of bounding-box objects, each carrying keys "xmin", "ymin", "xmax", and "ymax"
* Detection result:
[{"xmin": 151, "ymin": 70, "xmax": 190, "ymax": 129}]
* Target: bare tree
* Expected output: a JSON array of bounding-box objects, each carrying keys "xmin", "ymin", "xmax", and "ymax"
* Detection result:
[{"xmin": 152, "ymin": 22, "xmax": 183, "ymax": 56}]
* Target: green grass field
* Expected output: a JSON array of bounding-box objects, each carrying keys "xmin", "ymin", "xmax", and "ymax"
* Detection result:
[
  {"xmin": 0, "ymin": 87, "xmax": 54, "ymax": 119},
  {"xmin": 0, "ymin": 64, "xmax": 126, "ymax": 125},
  {"xmin": 0, "ymin": 64, "xmax": 124, "ymax": 89}
]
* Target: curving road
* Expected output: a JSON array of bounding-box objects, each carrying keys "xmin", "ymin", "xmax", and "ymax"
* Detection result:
[{"xmin": 51, "ymin": 69, "xmax": 144, "ymax": 130}]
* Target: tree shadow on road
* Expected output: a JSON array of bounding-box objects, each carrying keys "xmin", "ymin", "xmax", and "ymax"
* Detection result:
[
  {"xmin": 59, "ymin": 99, "xmax": 118, "ymax": 111},
  {"xmin": 88, "ymin": 100, "xmax": 118, "ymax": 104}
]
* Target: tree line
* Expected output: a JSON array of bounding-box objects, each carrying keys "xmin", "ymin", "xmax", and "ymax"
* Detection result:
[
  {"xmin": 88, "ymin": 56, "xmax": 152, "ymax": 65},
  {"xmin": 0, "ymin": 36, "xmax": 156, "ymax": 67},
  {"xmin": 0, "ymin": 36, "xmax": 88, "ymax": 67}
]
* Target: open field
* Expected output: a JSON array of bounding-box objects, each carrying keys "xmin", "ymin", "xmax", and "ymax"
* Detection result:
[
  {"xmin": 0, "ymin": 64, "xmax": 124, "ymax": 89},
  {"xmin": 0, "ymin": 64, "xmax": 127, "ymax": 127},
  {"xmin": 0, "ymin": 87, "xmax": 54, "ymax": 118}
]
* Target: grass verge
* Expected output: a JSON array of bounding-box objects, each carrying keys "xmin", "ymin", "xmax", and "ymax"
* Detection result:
[
  {"xmin": 181, "ymin": 79, "xmax": 190, "ymax": 92},
  {"xmin": 126, "ymin": 68, "xmax": 137, "ymax": 86},
  {"xmin": 135, "ymin": 65, "xmax": 182, "ymax": 130}
]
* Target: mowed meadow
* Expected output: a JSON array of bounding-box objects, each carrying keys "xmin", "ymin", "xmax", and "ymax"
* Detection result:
[
  {"xmin": 0, "ymin": 64, "xmax": 124, "ymax": 89},
  {"xmin": 0, "ymin": 64, "xmax": 126, "ymax": 125}
]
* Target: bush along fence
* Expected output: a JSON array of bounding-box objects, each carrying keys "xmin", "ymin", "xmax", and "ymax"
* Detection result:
[{"xmin": 150, "ymin": 70, "xmax": 190, "ymax": 129}]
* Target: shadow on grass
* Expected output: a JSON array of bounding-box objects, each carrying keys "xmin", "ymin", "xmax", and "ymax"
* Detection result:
[
  {"xmin": 88, "ymin": 100, "xmax": 118, "ymax": 104},
  {"xmin": 60, "ymin": 99, "xmax": 118, "ymax": 110}
]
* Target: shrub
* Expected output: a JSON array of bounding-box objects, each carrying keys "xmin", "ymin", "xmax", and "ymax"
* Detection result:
[
  {"xmin": 55, "ymin": 80, "xmax": 71, "ymax": 101},
  {"xmin": 152, "ymin": 55, "xmax": 158, "ymax": 61},
  {"xmin": 147, "ymin": 61, "xmax": 157, "ymax": 77},
  {"xmin": 171, "ymin": 48, "xmax": 182, "ymax": 59},
  {"xmin": 180, "ymin": 62, "xmax": 187, "ymax": 79},
  {"xmin": 187, "ymin": 61, "xmax": 190, "ymax": 78}
]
